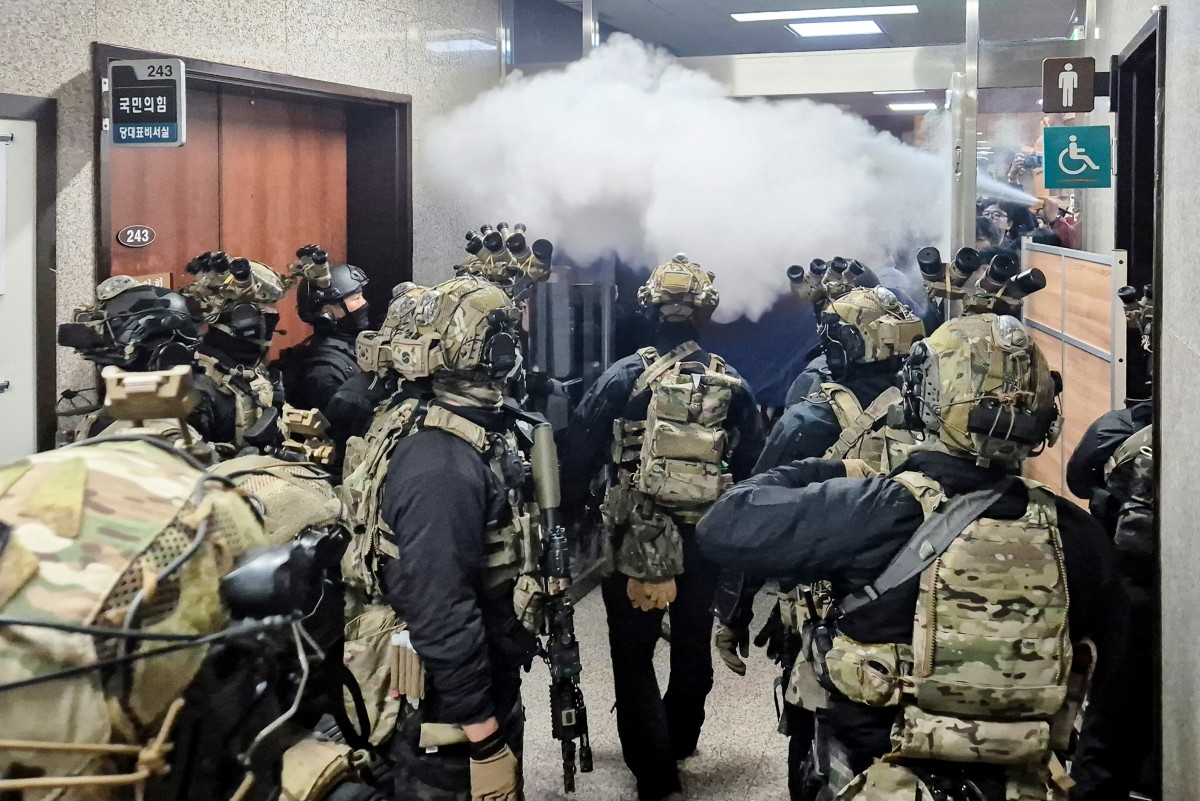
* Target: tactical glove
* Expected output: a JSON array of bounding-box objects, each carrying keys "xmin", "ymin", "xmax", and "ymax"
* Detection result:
[
  {"xmin": 714, "ymin": 623, "xmax": 749, "ymax": 676},
  {"xmin": 627, "ymin": 577, "xmax": 678, "ymax": 611},
  {"xmin": 470, "ymin": 731, "xmax": 519, "ymax": 801},
  {"xmin": 841, "ymin": 458, "xmax": 877, "ymax": 479}
]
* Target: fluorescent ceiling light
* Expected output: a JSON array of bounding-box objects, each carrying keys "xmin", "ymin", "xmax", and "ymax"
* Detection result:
[
  {"xmin": 872, "ymin": 90, "xmax": 923, "ymax": 95},
  {"xmin": 733, "ymin": 5, "xmax": 918, "ymax": 22},
  {"xmin": 426, "ymin": 38, "xmax": 498, "ymax": 53},
  {"xmin": 789, "ymin": 20, "xmax": 882, "ymax": 36},
  {"xmin": 887, "ymin": 101, "xmax": 937, "ymax": 111}
]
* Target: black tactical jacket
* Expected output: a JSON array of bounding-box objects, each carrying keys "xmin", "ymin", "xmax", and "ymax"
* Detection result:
[
  {"xmin": 783, "ymin": 351, "xmax": 829, "ymax": 408},
  {"xmin": 1066, "ymin": 400, "xmax": 1153, "ymax": 534},
  {"xmin": 557, "ymin": 322, "xmax": 766, "ymax": 512},
  {"xmin": 696, "ymin": 450, "xmax": 1131, "ymax": 800},
  {"xmin": 278, "ymin": 333, "xmax": 361, "ymax": 417},
  {"xmin": 379, "ymin": 402, "xmax": 535, "ymax": 726},
  {"xmin": 756, "ymin": 363, "xmax": 901, "ymax": 473}
]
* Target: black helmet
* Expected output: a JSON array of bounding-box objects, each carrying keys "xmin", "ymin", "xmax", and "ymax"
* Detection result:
[
  {"xmin": 59, "ymin": 279, "xmax": 204, "ymax": 371},
  {"xmin": 296, "ymin": 263, "xmax": 369, "ymax": 327}
]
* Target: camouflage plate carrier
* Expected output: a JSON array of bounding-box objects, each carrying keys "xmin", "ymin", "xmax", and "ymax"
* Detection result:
[
  {"xmin": 819, "ymin": 383, "xmax": 917, "ymax": 473},
  {"xmin": 337, "ymin": 397, "xmax": 540, "ymax": 743},
  {"xmin": 827, "ymin": 471, "xmax": 1074, "ymax": 801},
  {"xmin": 193, "ymin": 353, "xmax": 280, "ymax": 449},
  {"xmin": 601, "ymin": 341, "xmax": 742, "ymax": 580}
]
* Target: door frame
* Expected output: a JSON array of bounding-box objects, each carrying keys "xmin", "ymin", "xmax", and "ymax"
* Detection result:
[
  {"xmin": 0, "ymin": 92, "xmax": 58, "ymax": 451},
  {"xmin": 92, "ymin": 43, "xmax": 414, "ymax": 319}
]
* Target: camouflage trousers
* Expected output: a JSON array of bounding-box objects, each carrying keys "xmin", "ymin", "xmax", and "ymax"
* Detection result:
[{"xmin": 391, "ymin": 699, "xmax": 525, "ymax": 801}]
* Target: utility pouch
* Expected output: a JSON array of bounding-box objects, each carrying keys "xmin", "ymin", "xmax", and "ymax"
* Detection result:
[
  {"xmin": 890, "ymin": 706, "xmax": 1050, "ymax": 764},
  {"xmin": 600, "ymin": 480, "xmax": 634, "ymax": 528},
  {"xmin": 418, "ymin": 723, "xmax": 470, "ymax": 750},
  {"xmin": 614, "ymin": 501, "xmax": 684, "ymax": 579},
  {"xmin": 823, "ymin": 635, "xmax": 912, "ymax": 707},
  {"xmin": 512, "ymin": 572, "xmax": 546, "ymax": 635},
  {"xmin": 636, "ymin": 452, "xmax": 724, "ymax": 507},
  {"xmin": 343, "ymin": 605, "xmax": 406, "ymax": 744}
]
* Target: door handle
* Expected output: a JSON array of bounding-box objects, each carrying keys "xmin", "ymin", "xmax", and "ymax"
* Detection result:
[{"xmin": 0, "ymin": 380, "xmax": 10, "ymax": 393}]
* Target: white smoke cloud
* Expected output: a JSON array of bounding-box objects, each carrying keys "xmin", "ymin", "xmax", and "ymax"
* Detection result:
[{"xmin": 423, "ymin": 35, "xmax": 1030, "ymax": 322}]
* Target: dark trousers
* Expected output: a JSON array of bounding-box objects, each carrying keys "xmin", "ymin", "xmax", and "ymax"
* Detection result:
[
  {"xmin": 601, "ymin": 534, "xmax": 718, "ymax": 801},
  {"xmin": 391, "ymin": 691, "xmax": 524, "ymax": 801}
]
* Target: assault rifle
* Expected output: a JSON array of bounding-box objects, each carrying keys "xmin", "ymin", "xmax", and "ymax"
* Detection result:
[{"xmin": 529, "ymin": 421, "xmax": 593, "ymax": 792}]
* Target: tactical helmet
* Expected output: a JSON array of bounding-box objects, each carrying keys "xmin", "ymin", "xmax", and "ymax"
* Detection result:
[
  {"xmin": 899, "ymin": 313, "xmax": 1062, "ymax": 467},
  {"xmin": 0, "ymin": 440, "xmax": 349, "ymax": 801},
  {"xmin": 458, "ymin": 223, "xmax": 554, "ymax": 293},
  {"xmin": 296, "ymin": 262, "xmax": 369, "ymax": 327},
  {"xmin": 355, "ymin": 276, "xmax": 522, "ymax": 384},
  {"xmin": 182, "ymin": 252, "xmax": 289, "ymax": 353},
  {"xmin": 58, "ymin": 276, "xmax": 204, "ymax": 371},
  {"xmin": 637, "ymin": 254, "xmax": 720, "ymax": 323},
  {"xmin": 820, "ymin": 286, "xmax": 926, "ymax": 376}
]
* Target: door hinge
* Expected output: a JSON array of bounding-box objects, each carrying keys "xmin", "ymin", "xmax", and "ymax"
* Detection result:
[{"xmin": 100, "ymin": 76, "xmax": 111, "ymax": 131}]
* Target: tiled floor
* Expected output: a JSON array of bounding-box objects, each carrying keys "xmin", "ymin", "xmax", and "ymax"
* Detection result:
[{"xmin": 523, "ymin": 591, "xmax": 789, "ymax": 801}]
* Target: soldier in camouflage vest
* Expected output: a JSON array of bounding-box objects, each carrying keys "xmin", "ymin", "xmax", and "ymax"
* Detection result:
[
  {"xmin": 698, "ymin": 314, "xmax": 1131, "ymax": 801},
  {"xmin": 558, "ymin": 255, "xmax": 764, "ymax": 801},
  {"xmin": 56, "ymin": 275, "xmax": 214, "ymax": 443},
  {"xmin": 1067, "ymin": 285, "xmax": 1156, "ymax": 798},
  {"xmin": 181, "ymin": 252, "xmax": 290, "ymax": 453},
  {"xmin": 713, "ymin": 285, "xmax": 925, "ymax": 798},
  {"xmin": 340, "ymin": 275, "xmax": 538, "ymax": 801}
]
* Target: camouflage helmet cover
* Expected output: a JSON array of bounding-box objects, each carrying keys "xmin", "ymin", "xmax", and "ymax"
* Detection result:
[
  {"xmin": 912, "ymin": 313, "xmax": 1061, "ymax": 465},
  {"xmin": 355, "ymin": 276, "xmax": 521, "ymax": 381},
  {"xmin": 824, "ymin": 286, "xmax": 926, "ymax": 364},
  {"xmin": 637, "ymin": 254, "xmax": 720, "ymax": 322},
  {"xmin": 0, "ymin": 440, "xmax": 267, "ymax": 787}
]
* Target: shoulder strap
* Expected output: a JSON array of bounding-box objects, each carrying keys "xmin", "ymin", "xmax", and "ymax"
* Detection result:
[
  {"xmin": 833, "ymin": 476, "xmax": 1016, "ymax": 620},
  {"xmin": 420, "ymin": 404, "xmax": 489, "ymax": 453},
  {"xmin": 708, "ymin": 354, "xmax": 727, "ymax": 374},
  {"xmin": 632, "ymin": 340, "xmax": 700, "ymax": 398},
  {"xmin": 824, "ymin": 386, "xmax": 903, "ymax": 460}
]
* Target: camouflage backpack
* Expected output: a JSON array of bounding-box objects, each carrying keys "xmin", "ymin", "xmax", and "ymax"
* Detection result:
[
  {"xmin": 602, "ymin": 342, "xmax": 741, "ymax": 580},
  {"xmin": 822, "ymin": 471, "xmax": 1073, "ymax": 800},
  {"xmin": 0, "ymin": 440, "xmax": 267, "ymax": 799}
]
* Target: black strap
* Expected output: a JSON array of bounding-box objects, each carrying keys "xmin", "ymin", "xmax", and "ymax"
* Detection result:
[{"xmin": 833, "ymin": 478, "xmax": 1016, "ymax": 620}]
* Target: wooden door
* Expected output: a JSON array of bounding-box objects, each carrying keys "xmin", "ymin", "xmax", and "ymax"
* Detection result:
[
  {"xmin": 218, "ymin": 91, "xmax": 348, "ymax": 357},
  {"xmin": 107, "ymin": 86, "xmax": 349, "ymax": 359},
  {"xmin": 109, "ymin": 87, "xmax": 220, "ymax": 286}
]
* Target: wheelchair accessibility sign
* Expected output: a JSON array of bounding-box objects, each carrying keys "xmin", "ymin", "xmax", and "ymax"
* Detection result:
[{"xmin": 1043, "ymin": 125, "xmax": 1111, "ymax": 189}]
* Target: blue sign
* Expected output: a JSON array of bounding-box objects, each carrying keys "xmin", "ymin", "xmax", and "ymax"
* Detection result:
[
  {"xmin": 113, "ymin": 123, "xmax": 178, "ymax": 145},
  {"xmin": 1043, "ymin": 125, "xmax": 1111, "ymax": 189},
  {"xmin": 108, "ymin": 59, "xmax": 186, "ymax": 148}
]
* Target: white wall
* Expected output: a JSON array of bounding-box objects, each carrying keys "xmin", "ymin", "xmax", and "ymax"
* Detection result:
[
  {"xmin": 1157, "ymin": 1, "xmax": 1200, "ymax": 793},
  {"xmin": 0, "ymin": 0, "xmax": 503, "ymax": 392}
]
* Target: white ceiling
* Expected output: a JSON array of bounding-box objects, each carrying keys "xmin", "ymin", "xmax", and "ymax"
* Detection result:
[{"xmin": 579, "ymin": 0, "xmax": 1084, "ymax": 57}]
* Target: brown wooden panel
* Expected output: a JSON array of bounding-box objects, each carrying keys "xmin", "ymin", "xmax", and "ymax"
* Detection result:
[
  {"xmin": 109, "ymin": 88, "xmax": 220, "ymax": 284},
  {"xmin": 1025, "ymin": 325, "xmax": 1065, "ymax": 495},
  {"xmin": 218, "ymin": 90, "xmax": 349, "ymax": 358},
  {"xmin": 1024, "ymin": 249, "xmax": 1063, "ymax": 330},
  {"xmin": 1063, "ymin": 256, "xmax": 1113, "ymax": 352}
]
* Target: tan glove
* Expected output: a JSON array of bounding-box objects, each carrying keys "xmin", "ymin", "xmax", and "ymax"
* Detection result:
[
  {"xmin": 627, "ymin": 577, "xmax": 678, "ymax": 611},
  {"xmin": 470, "ymin": 741, "xmax": 519, "ymax": 801},
  {"xmin": 713, "ymin": 623, "xmax": 749, "ymax": 676},
  {"xmin": 841, "ymin": 458, "xmax": 878, "ymax": 480}
]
